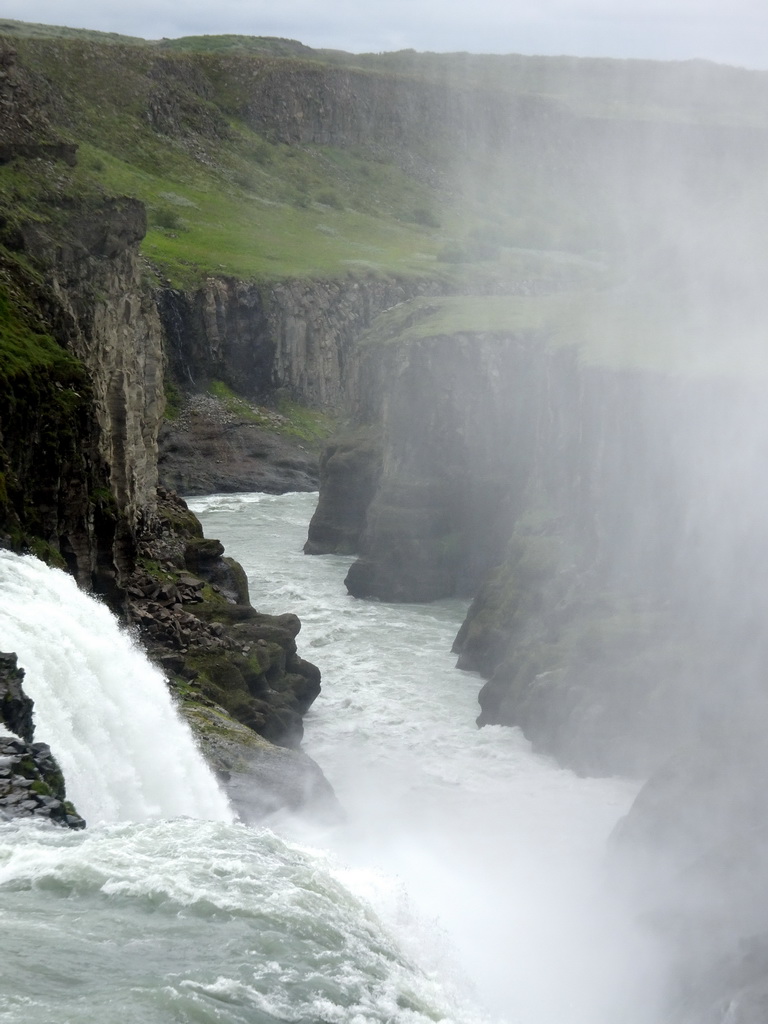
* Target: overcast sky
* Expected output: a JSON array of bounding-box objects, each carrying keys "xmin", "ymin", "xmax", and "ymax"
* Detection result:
[{"xmin": 3, "ymin": 0, "xmax": 768, "ymax": 69}]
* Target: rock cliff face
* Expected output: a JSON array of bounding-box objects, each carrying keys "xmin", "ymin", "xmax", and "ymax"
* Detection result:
[
  {"xmin": 1, "ymin": 202, "xmax": 330, "ymax": 805},
  {"xmin": 160, "ymin": 273, "xmax": 446, "ymax": 407},
  {"xmin": 16, "ymin": 197, "xmax": 165, "ymax": 585},
  {"xmin": 0, "ymin": 190, "xmax": 327, "ymax": 766},
  {"xmin": 306, "ymin": 310, "xmax": 768, "ymax": 1017},
  {"xmin": 327, "ymin": 331, "xmax": 544, "ymax": 602},
  {"xmin": 226, "ymin": 57, "xmax": 768, "ymax": 200},
  {"xmin": 311, "ymin": 331, "xmax": 678, "ymax": 607},
  {"xmin": 307, "ymin": 326, "xmax": 768, "ymax": 778},
  {"xmin": 0, "ymin": 51, "xmax": 329, "ymax": 807},
  {"xmin": 157, "ymin": 273, "xmax": 451, "ymax": 495}
]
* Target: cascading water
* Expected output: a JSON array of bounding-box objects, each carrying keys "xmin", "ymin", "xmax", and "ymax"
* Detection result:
[
  {"xmin": 0, "ymin": 549, "xmax": 232, "ymax": 824},
  {"xmin": 0, "ymin": 496, "xmax": 666, "ymax": 1023}
]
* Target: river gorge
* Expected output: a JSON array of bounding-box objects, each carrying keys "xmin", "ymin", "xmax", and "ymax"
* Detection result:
[
  {"xmin": 0, "ymin": 492, "xmax": 660, "ymax": 1024},
  {"xmin": 3, "ymin": 22, "xmax": 768, "ymax": 1023}
]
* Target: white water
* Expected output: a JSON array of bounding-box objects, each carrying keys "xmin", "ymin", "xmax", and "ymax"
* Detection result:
[
  {"xmin": 0, "ymin": 495, "xmax": 665, "ymax": 1023},
  {"xmin": 189, "ymin": 491, "xmax": 666, "ymax": 1024},
  {"xmin": 0, "ymin": 549, "xmax": 232, "ymax": 824}
]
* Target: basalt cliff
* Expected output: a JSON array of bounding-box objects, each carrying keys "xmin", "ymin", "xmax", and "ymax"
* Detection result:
[
  {"xmin": 3, "ymin": 22, "xmax": 768, "ymax": 1017},
  {"xmin": 0, "ymin": 35, "xmax": 338, "ymax": 821}
]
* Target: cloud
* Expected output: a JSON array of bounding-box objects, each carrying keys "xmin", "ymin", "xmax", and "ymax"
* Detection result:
[{"xmin": 2, "ymin": 0, "xmax": 768, "ymax": 66}]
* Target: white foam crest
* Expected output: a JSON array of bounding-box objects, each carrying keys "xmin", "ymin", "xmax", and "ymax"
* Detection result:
[
  {"xmin": 0, "ymin": 819, "xmax": 487, "ymax": 1024},
  {"xmin": 0, "ymin": 551, "xmax": 232, "ymax": 824}
]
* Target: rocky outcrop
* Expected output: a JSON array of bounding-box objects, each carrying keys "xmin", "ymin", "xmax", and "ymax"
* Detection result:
[
  {"xmin": 304, "ymin": 428, "xmax": 383, "ymax": 555},
  {"xmin": 0, "ymin": 653, "xmax": 85, "ymax": 828},
  {"xmin": 0, "ymin": 651, "xmax": 33, "ymax": 742},
  {"xmin": 128, "ymin": 489, "xmax": 321, "ymax": 749},
  {"xmin": 0, "ymin": 735, "xmax": 86, "ymax": 829},
  {"xmin": 158, "ymin": 394, "xmax": 318, "ymax": 495},
  {"xmin": 187, "ymin": 702, "xmax": 342, "ymax": 824}
]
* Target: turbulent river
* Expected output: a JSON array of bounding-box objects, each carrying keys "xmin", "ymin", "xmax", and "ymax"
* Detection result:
[{"xmin": 0, "ymin": 492, "xmax": 663, "ymax": 1024}]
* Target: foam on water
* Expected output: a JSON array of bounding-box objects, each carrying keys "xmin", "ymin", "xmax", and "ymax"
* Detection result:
[
  {"xmin": 0, "ymin": 817, "xmax": 486, "ymax": 1024},
  {"xmin": 0, "ymin": 495, "xmax": 666, "ymax": 1023},
  {"xmin": 190, "ymin": 492, "xmax": 666, "ymax": 1024},
  {"xmin": 0, "ymin": 550, "xmax": 232, "ymax": 824}
]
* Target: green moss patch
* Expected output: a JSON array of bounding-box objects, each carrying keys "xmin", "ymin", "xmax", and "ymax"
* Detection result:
[{"xmin": 0, "ymin": 286, "xmax": 84, "ymax": 382}]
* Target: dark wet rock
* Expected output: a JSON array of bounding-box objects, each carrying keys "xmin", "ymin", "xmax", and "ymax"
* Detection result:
[
  {"xmin": 0, "ymin": 651, "xmax": 34, "ymax": 743},
  {"xmin": 130, "ymin": 489, "xmax": 322, "ymax": 751},
  {"xmin": 0, "ymin": 658, "xmax": 84, "ymax": 828},
  {"xmin": 0, "ymin": 733, "xmax": 85, "ymax": 829},
  {"xmin": 304, "ymin": 429, "xmax": 382, "ymax": 555}
]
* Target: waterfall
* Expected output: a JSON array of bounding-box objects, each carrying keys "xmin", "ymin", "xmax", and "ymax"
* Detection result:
[{"xmin": 0, "ymin": 550, "xmax": 233, "ymax": 824}]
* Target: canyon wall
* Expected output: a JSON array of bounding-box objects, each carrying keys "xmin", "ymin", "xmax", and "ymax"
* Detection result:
[
  {"xmin": 17, "ymin": 197, "xmax": 165, "ymax": 585},
  {"xmin": 160, "ymin": 273, "xmax": 445, "ymax": 406},
  {"xmin": 4, "ymin": 29, "xmax": 768, "ymax": 1013},
  {"xmin": 307, "ymin": 326, "xmax": 768, "ymax": 779}
]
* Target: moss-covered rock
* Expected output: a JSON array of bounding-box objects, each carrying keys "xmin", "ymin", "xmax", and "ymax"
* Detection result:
[
  {"xmin": 180, "ymin": 701, "xmax": 341, "ymax": 823},
  {"xmin": 129, "ymin": 489, "xmax": 322, "ymax": 751}
]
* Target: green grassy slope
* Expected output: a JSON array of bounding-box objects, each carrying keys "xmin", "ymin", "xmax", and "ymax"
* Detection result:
[
  {"xmin": 0, "ymin": 31, "xmax": 631, "ymax": 289},
  {"xmin": 3, "ymin": 22, "xmax": 768, "ymax": 374},
  {"xmin": 0, "ymin": 35, "xmax": 460, "ymax": 286}
]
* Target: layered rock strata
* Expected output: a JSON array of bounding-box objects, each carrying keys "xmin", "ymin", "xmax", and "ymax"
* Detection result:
[{"xmin": 159, "ymin": 274, "xmax": 446, "ymax": 408}]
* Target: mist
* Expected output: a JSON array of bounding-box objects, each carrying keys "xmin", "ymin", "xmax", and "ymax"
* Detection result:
[
  {"xmin": 296, "ymin": 51, "xmax": 768, "ymax": 1021},
  {"xmin": 4, "ymin": 18, "xmax": 768, "ymax": 1022},
  {"xmin": 193, "ymin": 493, "xmax": 669, "ymax": 1024},
  {"xmin": 449, "ymin": 51, "xmax": 768, "ymax": 1021}
]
